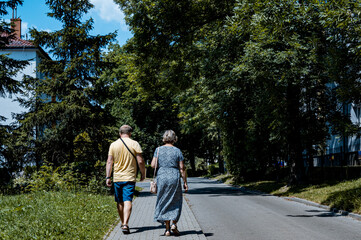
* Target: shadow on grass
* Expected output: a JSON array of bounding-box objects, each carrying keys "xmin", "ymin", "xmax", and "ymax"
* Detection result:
[
  {"xmin": 216, "ymin": 175, "xmax": 234, "ymax": 184},
  {"xmin": 242, "ymin": 181, "xmax": 286, "ymax": 195},
  {"xmin": 321, "ymin": 186, "xmax": 361, "ymax": 213},
  {"xmin": 284, "ymin": 181, "xmax": 339, "ymax": 195}
]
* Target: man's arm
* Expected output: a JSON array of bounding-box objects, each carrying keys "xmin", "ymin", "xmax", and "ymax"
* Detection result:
[
  {"xmin": 136, "ymin": 153, "xmax": 146, "ymax": 181},
  {"xmin": 106, "ymin": 155, "xmax": 113, "ymax": 187}
]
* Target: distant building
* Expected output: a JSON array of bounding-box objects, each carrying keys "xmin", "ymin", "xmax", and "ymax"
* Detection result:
[
  {"xmin": 312, "ymin": 103, "xmax": 361, "ymax": 167},
  {"xmin": 0, "ymin": 17, "xmax": 50, "ymax": 124}
]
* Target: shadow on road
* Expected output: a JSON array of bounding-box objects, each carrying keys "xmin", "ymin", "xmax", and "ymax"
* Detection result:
[
  {"xmin": 131, "ymin": 225, "xmax": 164, "ymax": 233},
  {"xmin": 287, "ymin": 209, "xmax": 339, "ymax": 218},
  {"xmin": 186, "ymin": 186, "xmax": 273, "ymax": 197},
  {"xmin": 137, "ymin": 191, "xmax": 154, "ymax": 198},
  {"xmin": 179, "ymin": 230, "xmax": 211, "ymax": 237}
]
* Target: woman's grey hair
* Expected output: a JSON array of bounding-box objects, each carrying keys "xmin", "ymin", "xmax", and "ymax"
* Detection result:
[{"xmin": 162, "ymin": 130, "xmax": 178, "ymax": 144}]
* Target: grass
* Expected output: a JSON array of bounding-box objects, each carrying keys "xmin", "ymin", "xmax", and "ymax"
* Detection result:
[
  {"xmin": 0, "ymin": 191, "xmax": 119, "ymax": 240},
  {"xmin": 214, "ymin": 174, "xmax": 361, "ymax": 214},
  {"xmin": 213, "ymin": 174, "xmax": 237, "ymax": 185}
]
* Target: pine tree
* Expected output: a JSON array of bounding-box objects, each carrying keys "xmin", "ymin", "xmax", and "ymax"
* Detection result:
[
  {"xmin": 18, "ymin": 0, "xmax": 116, "ymax": 168},
  {"xmin": 0, "ymin": 0, "xmax": 28, "ymax": 179}
]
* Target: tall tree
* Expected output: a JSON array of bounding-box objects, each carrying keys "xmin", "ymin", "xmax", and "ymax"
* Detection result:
[
  {"xmin": 0, "ymin": 0, "xmax": 28, "ymax": 179},
  {"xmin": 116, "ymin": 0, "xmax": 361, "ymax": 183},
  {"xmin": 115, "ymin": 0, "xmax": 236, "ymax": 173},
  {"xmin": 17, "ymin": 0, "xmax": 116, "ymax": 168}
]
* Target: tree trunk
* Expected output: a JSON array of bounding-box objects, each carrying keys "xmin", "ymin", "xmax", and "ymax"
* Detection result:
[
  {"xmin": 217, "ymin": 129, "xmax": 225, "ymax": 173},
  {"xmin": 287, "ymin": 84, "xmax": 305, "ymax": 185}
]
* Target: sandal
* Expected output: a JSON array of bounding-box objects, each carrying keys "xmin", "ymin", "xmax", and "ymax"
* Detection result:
[
  {"xmin": 171, "ymin": 224, "xmax": 180, "ymax": 236},
  {"xmin": 122, "ymin": 224, "xmax": 130, "ymax": 234},
  {"xmin": 164, "ymin": 230, "xmax": 171, "ymax": 236}
]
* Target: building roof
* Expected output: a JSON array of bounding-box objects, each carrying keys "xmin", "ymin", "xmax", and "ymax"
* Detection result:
[
  {"xmin": 7, "ymin": 37, "xmax": 35, "ymax": 47},
  {"xmin": 1, "ymin": 33, "xmax": 51, "ymax": 60}
]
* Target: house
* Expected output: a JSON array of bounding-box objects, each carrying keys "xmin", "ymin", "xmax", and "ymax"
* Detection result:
[
  {"xmin": 312, "ymin": 103, "xmax": 361, "ymax": 167},
  {"xmin": 0, "ymin": 17, "xmax": 50, "ymax": 125}
]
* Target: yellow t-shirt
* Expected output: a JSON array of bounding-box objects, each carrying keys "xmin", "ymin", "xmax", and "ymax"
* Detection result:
[{"xmin": 108, "ymin": 138, "xmax": 142, "ymax": 182}]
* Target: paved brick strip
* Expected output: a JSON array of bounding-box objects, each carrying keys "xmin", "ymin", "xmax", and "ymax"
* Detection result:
[{"xmin": 104, "ymin": 188, "xmax": 207, "ymax": 240}]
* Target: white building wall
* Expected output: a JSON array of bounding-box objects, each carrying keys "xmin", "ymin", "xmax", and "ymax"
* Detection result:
[
  {"xmin": 326, "ymin": 103, "xmax": 361, "ymax": 154},
  {"xmin": 0, "ymin": 49, "xmax": 37, "ymax": 124}
]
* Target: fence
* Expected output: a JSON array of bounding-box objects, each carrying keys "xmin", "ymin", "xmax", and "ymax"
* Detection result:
[{"xmin": 312, "ymin": 151, "xmax": 361, "ymax": 167}]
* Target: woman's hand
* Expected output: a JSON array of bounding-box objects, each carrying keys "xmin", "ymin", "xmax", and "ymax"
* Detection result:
[{"xmin": 183, "ymin": 182, "xmax": 188, "ymax": 192}]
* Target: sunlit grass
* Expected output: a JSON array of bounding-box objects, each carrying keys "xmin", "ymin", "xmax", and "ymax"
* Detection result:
[
  {"xmin": 213, "ymin": 174, "xmax": 361, "ymax": 214},
  {"xmin": 213, "ymin": 174, "xmax": 237, "ymax": 185},
  {"xmin": 242, "ymin": 178, "xmax": 361, "ymax": 214},
  {"xmin": 0, "ymin": 191, "xmax": 119, "ymax": 240}
]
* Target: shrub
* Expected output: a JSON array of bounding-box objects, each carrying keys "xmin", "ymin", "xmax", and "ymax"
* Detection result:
[{"xmin": 208, "ymin": 163, "xmax": 219, "ymax": 176}]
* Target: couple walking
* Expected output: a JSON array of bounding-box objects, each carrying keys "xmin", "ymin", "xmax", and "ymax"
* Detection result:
[{"xmin": 106, "ymin": 125, "xmax": 188, "ymax": 236}]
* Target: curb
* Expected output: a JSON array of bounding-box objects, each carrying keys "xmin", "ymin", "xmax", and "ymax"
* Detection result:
[{"xmin": 282, "ymin": 196, "xmax": 361, "ymax": 221}]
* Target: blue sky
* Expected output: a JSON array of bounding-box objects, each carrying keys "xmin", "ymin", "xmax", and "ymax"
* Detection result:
[{"xmin": 4, "ymin": 0, "xmax": 133, "ymax": 46}]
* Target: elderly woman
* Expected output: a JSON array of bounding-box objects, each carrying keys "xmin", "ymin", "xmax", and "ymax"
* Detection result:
[{"xmin": 151, "ymin": 130, "xmax": 188, "ymax": 236}]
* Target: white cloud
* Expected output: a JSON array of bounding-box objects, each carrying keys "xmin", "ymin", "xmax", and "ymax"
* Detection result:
[
  {"xmin": 21, "ymin": 21, "xmax": 28, "ymax": 36},
  {"xmin": 90, "ymin": 0, "xmax": 127, "ymax": 30}
]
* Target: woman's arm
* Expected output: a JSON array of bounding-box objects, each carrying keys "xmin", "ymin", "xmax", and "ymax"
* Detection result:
[
  {"xmin": 179, "ymin": 160, "xmax": 188, "ymax": 192},
  {"xmin": 151, "ymin": 148, "xmax": 160, "ymax": 168},
  {"xmin": 151, "ymin": 156, "xmax": 157, "ymax": 168}
]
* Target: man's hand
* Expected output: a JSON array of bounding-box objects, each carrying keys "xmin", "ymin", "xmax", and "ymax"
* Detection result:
[
  {"xmin": 183, "ymin": 183, "xmax": 188, "ymax": 193},
  {"xmin": 106, "ymin": 178, "xmax": 112, "ymax": 187},
  {"xmin": 140, "ymin": 174, "xmax": 145, "ymax": 182}
]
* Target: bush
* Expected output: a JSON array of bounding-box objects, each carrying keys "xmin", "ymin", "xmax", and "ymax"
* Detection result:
[
  {"xmin": 26, "ymin": 162, "xmax": 84, "ymax": 192},
  {"xmin": 9, "ymin": 161, "xmax": 110, "ymax": 195},
  {"xmin": 208, "ymin": 163, "xmax": 219, "ymax": 176}
]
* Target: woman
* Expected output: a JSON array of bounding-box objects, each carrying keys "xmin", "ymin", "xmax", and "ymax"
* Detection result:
[{"xmin": 151, "ymin": 130, "xmax": 188, "ymax": 236}]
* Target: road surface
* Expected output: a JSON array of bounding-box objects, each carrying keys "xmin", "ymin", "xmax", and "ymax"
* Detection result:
[{"xmin": 185, "ymin": 177, "xmax": 361, "ymax": 240}]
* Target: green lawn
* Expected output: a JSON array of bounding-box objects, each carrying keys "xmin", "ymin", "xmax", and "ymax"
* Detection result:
[
  {"xmin": 0, "ymin": 191, "xmax": 119, "ymax": 240},
  {"xmin": 214, "ymin": 174, "xmax": 361, "ymax": 214}
]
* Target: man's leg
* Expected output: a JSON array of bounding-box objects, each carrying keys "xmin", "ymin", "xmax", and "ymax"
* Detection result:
[
  {"xmin": 117, "ymin": 202, "xmax": 124, "ymax": 224},
  {"xmin": 122, "ymin": 201, "xmax": 133, "ymax": 225}
]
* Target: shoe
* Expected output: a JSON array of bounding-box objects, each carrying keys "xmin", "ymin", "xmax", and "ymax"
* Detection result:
[
  {"xmin": 122, "ymin": 224, "xmax": 130, "ymax": 234},
  {"xmin": 164, "ymin": 230, "xmax": 171, "ymax": 236},
  {"xmin": 171, "ymin": 224, "xmax": 180, "ymax": 236}
]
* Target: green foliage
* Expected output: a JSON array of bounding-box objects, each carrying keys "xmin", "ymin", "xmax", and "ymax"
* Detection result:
[
  {"xmin": 0, "ymin": 0, "xmax": 29, "ymax": 178},
  {"xmin": 10, "ymin": 160, "xmax": 109, "ymax": 195},
  {"xmin": 14, "ymin": 0, "xmax": 116, "ymax": 170},
  {"xmin": 113, "ymin": 0, "xmax": 361, "ymax": 184},
  {"xmin": 207, "ymin": 163, "xmax": 219, "ymax": 176},
  {"xmin": 0, "ymin": 191, "xmax": 117, "ymax": 239},
  {"xmin": 26, "ymin": 162, "xmax": 85, "ymax": 192},
  {"xmin": 4, "ymin": 0, "xmax": 361, "ymax": 187}
]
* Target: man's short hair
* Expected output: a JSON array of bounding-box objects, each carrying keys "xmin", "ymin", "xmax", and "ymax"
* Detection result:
[{"xmin": 119, "ymin": 125, "xmax": 133, "ymax": 135}]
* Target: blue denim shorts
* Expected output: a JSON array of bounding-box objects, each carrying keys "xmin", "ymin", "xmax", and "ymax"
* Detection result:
[{"xmin": 114, "ymin": 181, "xmax": 136, "ymax": 203}]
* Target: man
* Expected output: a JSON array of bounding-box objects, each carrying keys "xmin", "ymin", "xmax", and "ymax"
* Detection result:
[{"xmin": 106, "ymin": 125, "xmax": 146, "ymax": 234}]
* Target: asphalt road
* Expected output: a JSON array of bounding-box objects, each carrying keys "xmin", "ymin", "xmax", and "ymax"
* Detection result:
[{"xmin": 185, "ymin": 177, "xmax": 361, "ymax": 240}]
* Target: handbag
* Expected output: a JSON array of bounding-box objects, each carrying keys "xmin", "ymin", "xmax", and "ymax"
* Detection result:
[{"xmin": 150, "ymin": 148, "xmax": 159, "ymax": 194}]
